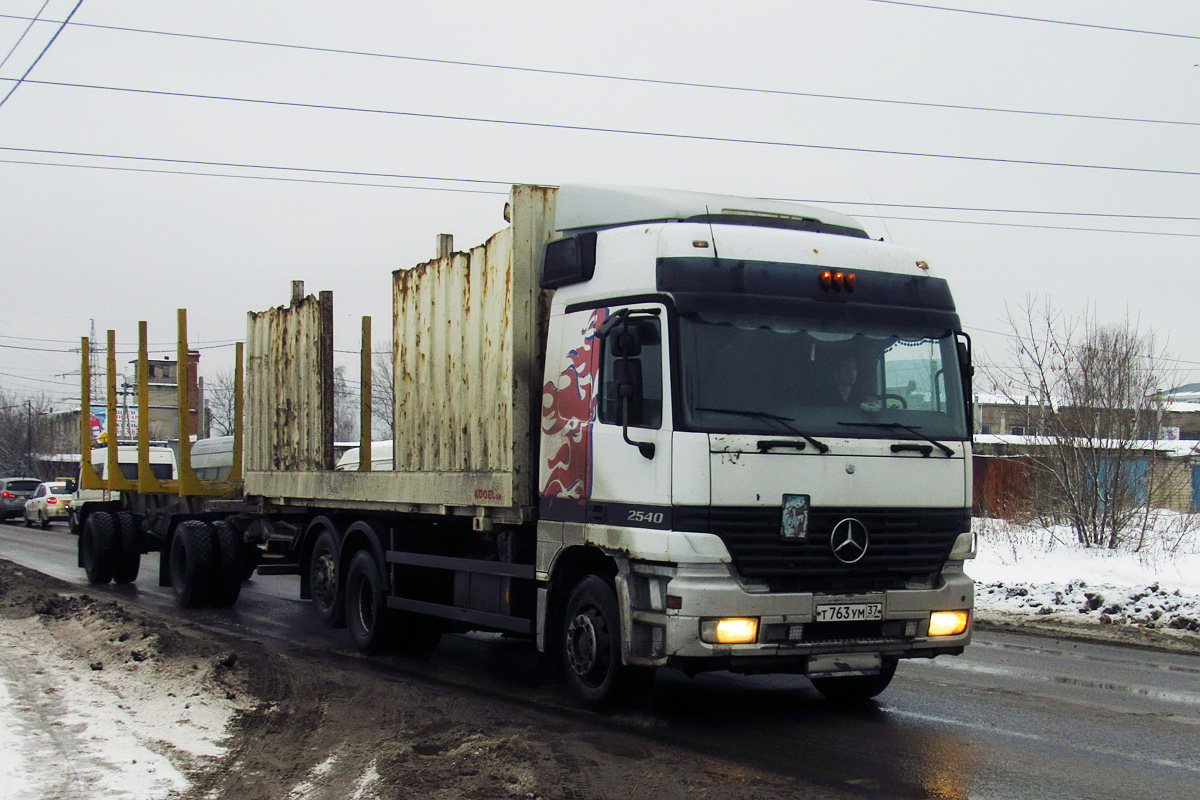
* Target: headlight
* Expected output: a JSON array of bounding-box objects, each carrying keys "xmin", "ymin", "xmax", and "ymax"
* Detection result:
[
  {"xmin": 928, "ymin": 610, "xmax": 970, "ymax": 637},
  {"xmin": 700, "ymin": 617, "xmax": 759, "ymax": 644}
]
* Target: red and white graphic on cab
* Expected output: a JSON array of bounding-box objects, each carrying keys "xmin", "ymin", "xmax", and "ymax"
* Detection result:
[{"xmin": 540, "ymin": 309, "xmax": 606, "ymax": 501}]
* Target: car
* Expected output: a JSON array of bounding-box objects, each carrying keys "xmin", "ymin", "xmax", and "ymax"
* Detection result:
[
  {"xmin": 23, "ymin": 481, "xmax": 74, "ymax": 529},
  {"xmin": 1, "ymin": 477, "xmax": 42, "ymax": 520}
]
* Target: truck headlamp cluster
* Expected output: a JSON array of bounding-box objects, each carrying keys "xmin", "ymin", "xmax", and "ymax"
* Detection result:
[
  {"xmin": 928, "ymin": 610, "xmax": 970, "ymax": 637},
  {"xmin": 700, "ymin": 617, "xmax": 759, "ymax": 645},
  {"xmin": 820, "ymin": 270, "xmax": 856, "ymax": 292}
]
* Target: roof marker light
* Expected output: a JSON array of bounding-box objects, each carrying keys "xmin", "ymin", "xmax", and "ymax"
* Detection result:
[{"xmin": 820, "ymin": 270, "xmax": 833, "ymax": 290}]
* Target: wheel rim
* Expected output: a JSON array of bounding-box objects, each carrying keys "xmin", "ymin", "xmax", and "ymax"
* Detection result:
[
  {"xmin": 566, "ymin": 606, "xmax": 610, "ymax": 687},
  {"xmin": 312, "ymin": 549, "xmax": 337, "ymax": 610},
  {"xmin": 353, "ymin": 576, "xmax": 375, "ymax": 633}
]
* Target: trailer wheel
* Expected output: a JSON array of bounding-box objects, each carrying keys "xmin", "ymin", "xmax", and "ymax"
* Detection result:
[
  {"xmin": 309, "ymin": 530, "xmax": 344, "ymax": 627},
  {"xmin": 170, "ymin": 520, "xmax": 215, "ymax": 609},
  {"xmin": 209, "ymin": 520, "xmax": 243, "ymax": 608},
  {"xmin": 345, "ymin": 549, "xmax": 389, "ymax": 655},
  {"xmin": 561, "ymin": 575, "xmax": 655, "ymax": 710},
  {"xmin": 113, "ymin": 511, "xmax": 141, "ymax": 584},
  {"xmin": 811, "ymin": 658, "xmax": 898, "ymax": 703},
  {"xmin": 81, "ymin": 512, "xmax": 117, "ymax": 585}
]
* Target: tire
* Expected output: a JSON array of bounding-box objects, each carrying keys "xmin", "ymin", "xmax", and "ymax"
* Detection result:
[
  {"xmin": 68, "ymin": 510, "xmax": 77, "ymax": 534},
  {"xmin": 23, "ymin": 511, "xmax": 33, "ymax": 528},
  {"xmin": 209, "ymin": 520, "xmax": 243, "ymax": 608},
  {"xmin": 170, "ymin": 520, "xmax": 215, "ymax": 609},
  {"xmin": 345, "ymin": 549, "xmax": 389, "ymax": 655},
  {"xmin": 561, "ymin": 575, "xmax": 655, "ymax": 710},
  {"xmin": 81, "ymin": 512, "xmax": 117, "ymax": 585},
  {"xmin": 38, "ymin": 510, "xmax": 49, "ymax": 530},
  {"xmin": 113, "ymin": 511, "xmax": 142, "ymax": 584},
  {"xmin": 811, "ymin": 658, "xmax": 898, "ymax": 703},
  {"xmin": 309, "ymin": 530, "xmax": 344, "ymax": 627}
]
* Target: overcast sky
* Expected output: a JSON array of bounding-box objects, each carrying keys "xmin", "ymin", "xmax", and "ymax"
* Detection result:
[{"xmin": 1, "ymin": 0, "xmax": 1198, "ymax": 415}]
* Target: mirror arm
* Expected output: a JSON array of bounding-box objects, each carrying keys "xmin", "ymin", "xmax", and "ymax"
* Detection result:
[{"xmin": 622, "ymin": 399, "xmax": 656, "ymax": 459}]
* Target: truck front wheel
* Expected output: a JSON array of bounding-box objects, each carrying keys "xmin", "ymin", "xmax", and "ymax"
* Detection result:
[
  {"xmin": 811, "ymin": 658, "xmax": 898, "ymax": 703},
  {"xmin": 561, "ymin": 575, "xmax": 654, "ymax": 710}
]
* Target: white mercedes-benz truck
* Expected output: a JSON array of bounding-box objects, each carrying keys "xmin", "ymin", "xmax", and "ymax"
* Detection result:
[{"xmin": 77, "ymin": 184, "xmax": 976, "ymax": 710}]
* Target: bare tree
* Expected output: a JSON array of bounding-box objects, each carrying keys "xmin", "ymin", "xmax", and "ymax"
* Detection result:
[
  {"xmin": 371, "ymin": 342, "xmax": 394, "ymax": 439},
  {"xmin": 332, "ymin": 365, "xmax": 359, "ymax": 442},
  {"xmin": 990, "ymin": 298, "xmax": 1178, "ymax": 549},
  {"xmin": 0, "ymin": 391, "xmax": 56, "ymax": 476},
  {"xmin": 205, "ymin": 369, "xmax": 239, "ymax": 437}
]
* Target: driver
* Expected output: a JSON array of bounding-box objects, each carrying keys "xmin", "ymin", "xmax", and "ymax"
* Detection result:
[{"xmin": 831, "ymin": 357, "xmax": 861, "ymax": 405}]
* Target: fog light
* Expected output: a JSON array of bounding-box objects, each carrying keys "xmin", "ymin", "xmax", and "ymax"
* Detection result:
[
  {"xmin": 700, "ymin": 617, "xmax": 759, "ymax": 644},
  {"xmin": 929, "ymin": 610, "xmax": 970, "ymax": 637}
]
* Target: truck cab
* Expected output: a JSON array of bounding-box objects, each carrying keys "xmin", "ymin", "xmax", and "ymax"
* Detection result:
[{"xmin": 536, "ymin": 186, "xmax": 975, "ymax": 703}]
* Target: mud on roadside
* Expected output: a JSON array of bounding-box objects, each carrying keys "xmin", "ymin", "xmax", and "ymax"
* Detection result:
[{"xmin": 0, "ymin": 560, "xmax": 849, "ymax": 800}]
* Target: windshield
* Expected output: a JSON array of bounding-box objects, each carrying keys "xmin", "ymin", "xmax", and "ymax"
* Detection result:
[{"xmin": 678, "ymin": 312, "xmax": 969, "ymax": 441}]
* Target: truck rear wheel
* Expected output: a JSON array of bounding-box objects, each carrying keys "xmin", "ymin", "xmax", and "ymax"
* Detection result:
[
  {"xmin": 81, "ymin": 512, "xmax": 117, "ymax": 584},
  {"xmin": 561, "ymin": 575, "xmax": 655, "ymax": 710},
  {"xmin": 345, "ymin": 549, "xmax": 388, "ymax": 655},
  {"xmin": 170, "ymin": 520, "xmax": 215, "ymax": 609},
  {"xmin": 309, "ymin": 530, "xmax": 344, "ymax": 627},
  {"xmin": 209, "ymin": 520, "xmax": 243, "ymax": 608},
  {"xmin": 811, "ymin": 658, "xmax": 898, "ymax": 703},
  {"xmin": 113, "ymin": 511, "xmax": 141, "ymax": 584}
]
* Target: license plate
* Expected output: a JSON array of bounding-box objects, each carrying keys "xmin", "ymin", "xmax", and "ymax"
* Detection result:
[{"xmin": 815, "ymin": 603, "xmax": 883, "ymax": 622}]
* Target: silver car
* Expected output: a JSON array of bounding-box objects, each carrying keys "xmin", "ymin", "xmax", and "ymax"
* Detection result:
[{"xmin": 1, "ymin": 477, "xmax": 41, "ymax": 520}]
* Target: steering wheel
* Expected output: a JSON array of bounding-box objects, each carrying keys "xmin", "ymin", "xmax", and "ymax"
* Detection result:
[{"xmin": 862, "ymin": 393, "xmax": 908, "ymax": 410}]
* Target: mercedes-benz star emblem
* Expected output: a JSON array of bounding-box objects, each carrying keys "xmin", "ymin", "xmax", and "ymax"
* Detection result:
[{"xmin": 830, "ymin": 518, "xmax": 869, "ymax": 564}]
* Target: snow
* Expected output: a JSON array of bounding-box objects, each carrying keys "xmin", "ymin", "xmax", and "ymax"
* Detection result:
[
  {"xmin": 2, "ymin": 516, "xmax": 1199, "ymax": 799},
  {"xmin": 969, "ymin": 515, "xmax": 1200, "ymax": 633}
]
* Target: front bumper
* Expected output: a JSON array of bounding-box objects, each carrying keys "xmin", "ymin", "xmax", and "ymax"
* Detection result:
[{"xmin": 619, "ymin": 561, "xmax": 973, "ymax": 674}]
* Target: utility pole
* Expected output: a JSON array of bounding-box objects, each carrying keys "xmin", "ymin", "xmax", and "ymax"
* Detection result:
[{"xmin": 25, "ymin": 399, "xmax": 33, "ymax": 476}]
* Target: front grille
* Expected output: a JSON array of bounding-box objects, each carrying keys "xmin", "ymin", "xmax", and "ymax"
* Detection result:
[{"xmin": 675, "ymin": 506, "xmax": 968, "ymax": 592}]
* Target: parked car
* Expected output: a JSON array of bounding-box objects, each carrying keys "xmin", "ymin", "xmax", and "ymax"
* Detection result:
[
  {"xmin": 23, "ymin": 481, "xmax": 74, "ymax": 529},
  {"xmin": 1, "ymin": 477, "xmax": 42, "ymax": 520}
]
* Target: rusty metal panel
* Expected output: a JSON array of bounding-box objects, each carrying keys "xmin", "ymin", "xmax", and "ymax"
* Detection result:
[
  {"xmin": 244, "ymin": 289, "xmax": 334, "ymax": 479},
  {"xmin": 393, "ymin": 185, "xmax": 557, "ymax": 508}
]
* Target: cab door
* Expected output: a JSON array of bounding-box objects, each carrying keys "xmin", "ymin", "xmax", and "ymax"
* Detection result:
[{"xmin": 587, "ymin": 304, "xmax": 673, "ymax": 529}]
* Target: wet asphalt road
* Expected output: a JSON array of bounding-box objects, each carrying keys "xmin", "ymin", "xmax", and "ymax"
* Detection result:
[{"xmin": 2, "ymin": 520, "xmax": 1198, "ymax": 799}]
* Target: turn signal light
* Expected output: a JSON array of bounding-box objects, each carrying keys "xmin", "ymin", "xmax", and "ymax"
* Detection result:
[
  {"xmin": 701, "ymin": 617, "xmax": 759, "ymax": 644},
  {"xmin": 928, "ymin": 610, "xmax": 970, "ymax": 637}
]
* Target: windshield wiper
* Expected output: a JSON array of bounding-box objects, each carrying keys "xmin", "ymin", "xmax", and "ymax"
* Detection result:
[
  {"xmin": 836, "ymin": 422, "xmax": 955, "ymax": 457},
  {"xmin": 697, "ymin": 407, "xmax": 829, "ymax": 453}
]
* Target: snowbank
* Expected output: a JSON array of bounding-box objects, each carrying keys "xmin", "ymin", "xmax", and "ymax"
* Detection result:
[{"xmin": 968, "ymin": 516, "xmax": 1200, "ymax": 634}]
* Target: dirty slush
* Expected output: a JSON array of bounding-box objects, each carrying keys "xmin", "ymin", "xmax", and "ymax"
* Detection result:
[{"xmin": 0, "ymin": 559, "xmax": 851, "ymax": 800}]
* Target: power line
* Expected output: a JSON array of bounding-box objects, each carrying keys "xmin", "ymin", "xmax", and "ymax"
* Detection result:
[
  {"xmin": 2, "ymin": 13, "xmax": 1196, "ymax": 129},
  {"xmin": 0, "ymin": 0, "xmax": 83, "ymax": 111},
  {"xmin": 863, "ymin": 1, "xmax": 1200, "ymax": 42},
  {"xmin": 4, "ymin": 145, "xmax": 1198, "ymax": 226},
  {"xmin": 0, "ymin": 145, "xmax": 511, "ymax": 187},
  {"xmin": 20, "ymin": 78, "xmax": 1200, "ymax": 180},
  {"xmin": 0, "ymin": 0, "xmax": 51, "ymax": 72},
  {"xmin": 0, "ymin": 156, "xmax": 506, "ymax": 194},
  {"xmin": 2, "ymin": 155, "xmax": 1196, "ymax": 239}
]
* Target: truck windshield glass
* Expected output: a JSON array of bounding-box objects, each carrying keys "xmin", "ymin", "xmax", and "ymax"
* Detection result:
[{"xmin": 678, "ymin": 312, "xmax": 969, "ymax": 441}]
